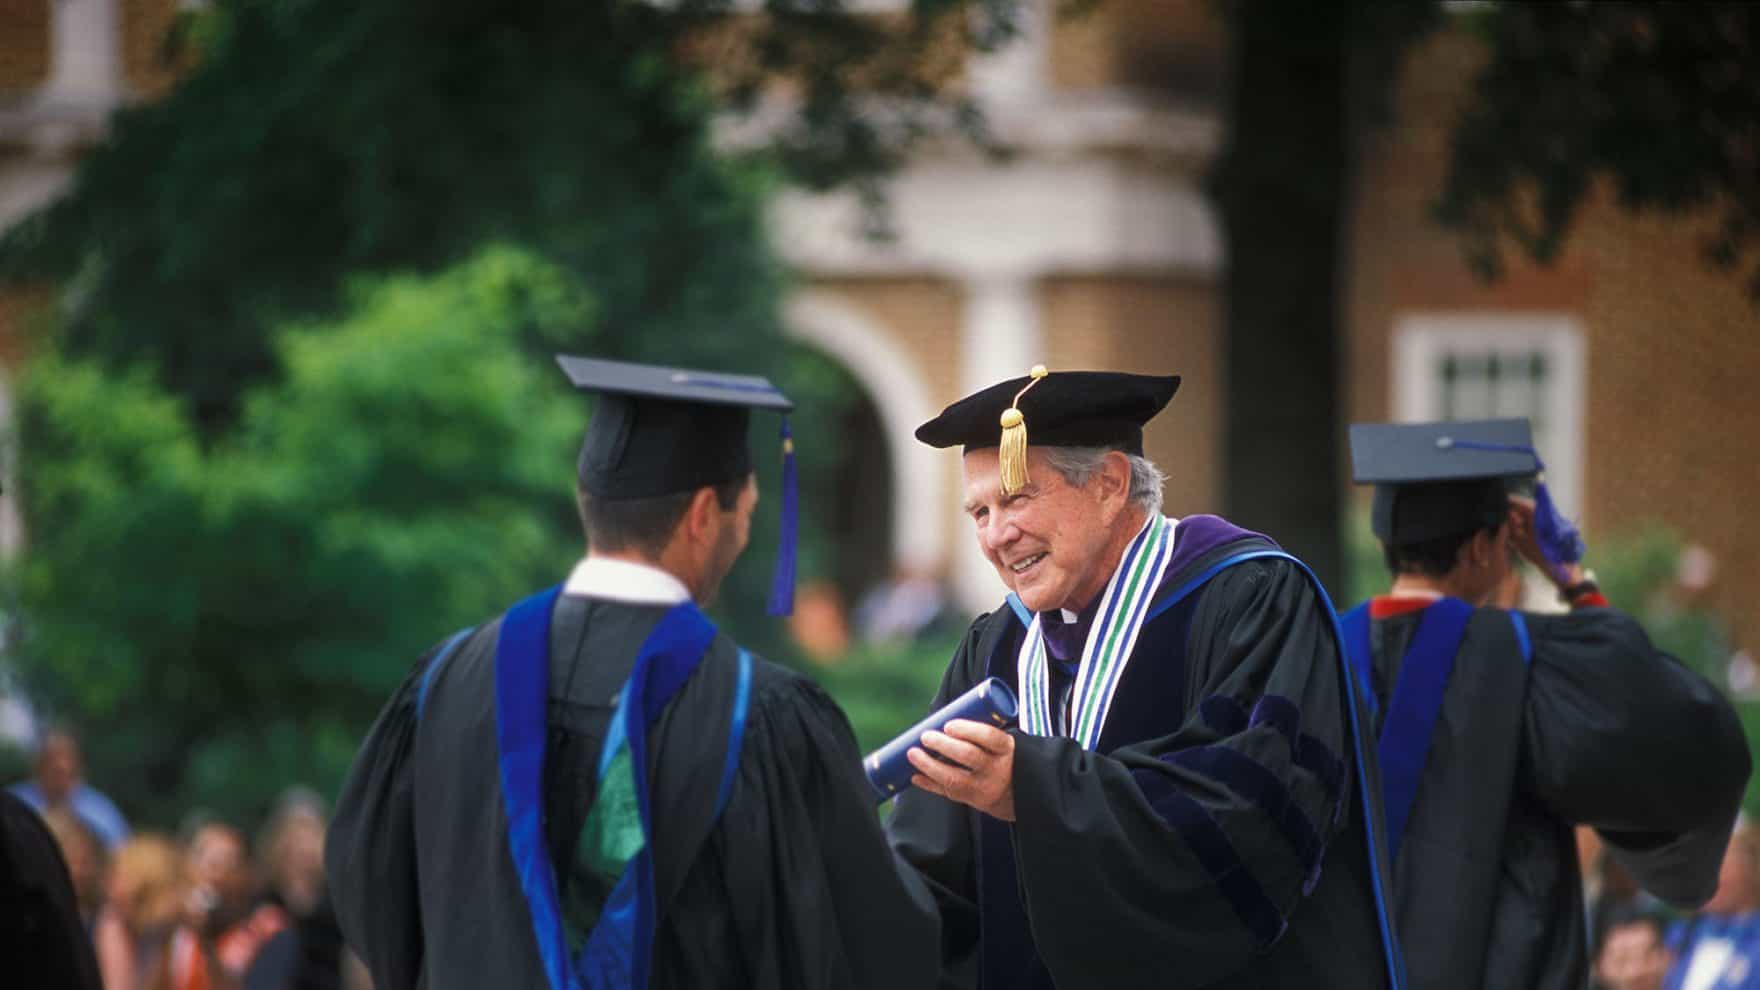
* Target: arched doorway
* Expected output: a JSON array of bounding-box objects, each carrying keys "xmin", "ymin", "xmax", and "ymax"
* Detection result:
[{"xmin": 783, "ymin": 292, "xmax": 946, "ymax": 578}]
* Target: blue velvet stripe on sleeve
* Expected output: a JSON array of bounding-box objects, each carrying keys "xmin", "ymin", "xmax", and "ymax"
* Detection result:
[
  {"xmin": 1200, "ymin": 694, "xmax": 1345, "ymax": 814},
  {"xmin": 1199, "ymin": 694, "xmax": 1247, "ymax": 735},
  {"xmin": 1137, "ymin": 783, "xmax": 1290, "ymax": 947},
  {"xmin": 1162, "ymin": 745, "xmax": 1326, "ymax": 894}
]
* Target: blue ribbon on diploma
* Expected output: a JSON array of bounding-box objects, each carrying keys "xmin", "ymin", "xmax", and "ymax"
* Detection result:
[{"xmin": 865, "ymin": 678, "xmax": 1020, "ymax": 803}]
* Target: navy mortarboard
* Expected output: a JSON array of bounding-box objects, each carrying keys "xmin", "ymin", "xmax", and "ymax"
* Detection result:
[
  {"xmin": 1349, "ymin": 417, "xmax": 1583, "ymax": 573},
  {"xmin": 556, "ymin": 354, "xmax": 799, "ymax": 614},
  {"xmin": 915, "ymin": 365, "xmax": 1181, "ymax": 495}
]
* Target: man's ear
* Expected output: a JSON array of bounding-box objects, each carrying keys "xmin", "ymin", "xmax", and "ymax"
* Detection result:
[
  {"xmin": 1468, "ymin": 527, "xmax": 1500, "ymax": 569},
  {"xmin": 681, "ymin": 485, "xmax": 724, "ymax": 548},
  {"xmin": 1096, "ymin": 451, "xmax": 1133, "ymax": 519}
]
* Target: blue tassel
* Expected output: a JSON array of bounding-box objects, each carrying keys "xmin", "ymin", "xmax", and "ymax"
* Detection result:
[
  {"xmin": 767, "ymin": 417, "xmax": 798, "ymax": 617},
  {"xmin": 1529, "ymin": 469, "xmax": 1585, "ymax": 568},
  {"xmin": 1439, "ymin": 437, "xmax": 1586, "ymax": 572}
]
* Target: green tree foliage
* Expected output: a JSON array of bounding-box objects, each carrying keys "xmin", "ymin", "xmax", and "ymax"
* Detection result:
[
  {"xmin": 1436, "ymin": 4, "xmax": 1760, "ymax": 299},
  {"xmin": 2, "ymin": 0, "xmax": 783, "ymax": 430},
  {"xmin": 0, "ymin": 0, "xmax": 1010, "ymax": 432},
  {"xmin": 10, "ymin": 243, "xmax": 919, "ymax": 825},
  {"xmin": 11, "ymin": 249, "xmax": 588, "ymax": 824},
  {"xmin": 0, "ymin": 0, "xmax": 1016, "ymax": 823}
]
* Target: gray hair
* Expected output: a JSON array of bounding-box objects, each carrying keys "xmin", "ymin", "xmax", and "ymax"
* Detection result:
[{"xmin": 1039, "ymin": 446, "xmax": 1166, "ymax": 517}]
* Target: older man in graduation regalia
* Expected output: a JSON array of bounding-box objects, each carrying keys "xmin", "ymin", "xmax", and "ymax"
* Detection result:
[
  {"xmin": 326, "ymin": 356, "xmax": 939, "ymax": 990},
  {"xmin": 887, "ymin": 366, "xmax": 1405, "ymax": 989},
  {"xmin": 1340, "ymin": 419, "xmax": 1749, "ymax": 990}
]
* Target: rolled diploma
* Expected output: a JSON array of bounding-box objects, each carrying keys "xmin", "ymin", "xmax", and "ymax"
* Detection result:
[{"xmin": 864, "ymin": 677, "xmax": 1019, "ymax": 802}]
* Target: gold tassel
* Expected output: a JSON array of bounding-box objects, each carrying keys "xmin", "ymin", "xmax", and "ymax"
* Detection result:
[{"xmin": 998, "ymin": 365, "xmax": 1048, "ymax": 495}]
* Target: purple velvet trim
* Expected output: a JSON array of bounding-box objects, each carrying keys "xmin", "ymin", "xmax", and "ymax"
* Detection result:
[
  {"xmin": 1154, "ymin": 514, "xmax": 1278, "ymax": 594},
  {"xmin": 1022, "ymin": 514, "xmax": 1273, "ymax": 651},
  {"xmin": 1040, "ymin": 597, "xmax": 1100, "ymax": 662}
]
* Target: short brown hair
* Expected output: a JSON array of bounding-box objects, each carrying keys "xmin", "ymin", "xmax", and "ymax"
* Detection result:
[{"xmin": 576, "ymin": 476, "xmax": 747, "ymax": 557}]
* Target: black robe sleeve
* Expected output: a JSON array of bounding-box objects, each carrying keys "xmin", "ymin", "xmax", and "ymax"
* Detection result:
[
  {"xmin": 695, "ymin": 670, "xmax": 941, "ymax": 990},
  {"xmin": 1521, "ymin": 607, "xmax": 1751, "ymax": 906},
  {"xmin": 0, "ymin": 791, "xmax": 103, "ymax": 990},
  {"xmin": 884, "ymin": 616, "xmax": 995, "ymax": 989},
  {"xmin": 1008, "ymin": 558, "xmax": 1354, "ymax": 989},
  {"xmin": 325, "ymin": 640, "xmax": 449, "ymax": 990}
]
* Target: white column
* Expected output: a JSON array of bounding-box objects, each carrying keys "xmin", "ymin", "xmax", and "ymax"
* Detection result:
[
  {"xmin": 965, "ymin": 0, "xmax": 1050, "ymax": 111},
  {"xmin": 782, "ymin": 292, "xmax": 947, "ymax": 576},
  {"xmin": 42, "ymin": 0, "xmax": 123, "ymax": 107},
  {"xmin": 953, "ymin": 270, "xmax": 1044, "ymax": 612}
]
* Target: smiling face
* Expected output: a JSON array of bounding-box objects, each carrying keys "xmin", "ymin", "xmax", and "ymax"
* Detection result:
[{"xmin": 962, "ymin": 446, "xmax": 1140, "ymax": 613}]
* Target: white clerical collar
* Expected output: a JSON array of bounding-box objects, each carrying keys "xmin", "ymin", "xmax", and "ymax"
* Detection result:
[{"xmin": 563, "ymin": 556, "xmax": 692, "ymax": 605}]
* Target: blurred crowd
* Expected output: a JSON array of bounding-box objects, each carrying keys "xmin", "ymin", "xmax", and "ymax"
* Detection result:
[
  {"xmin": 18, "ymin": 723, "xmax": 1760, "ymax": 990},
  {"xmin": 1588, "ymin": 818, "xmax": 1760, "ymax": 990},
  {"xmin": 8, "ymin": 729, "xmax": 367, "ymax": 990}
]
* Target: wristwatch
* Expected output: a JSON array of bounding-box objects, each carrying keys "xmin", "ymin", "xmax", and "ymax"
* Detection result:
[{"xmin": 1559, "ymin": 568, "xmax": 1599, "ymax": 603}]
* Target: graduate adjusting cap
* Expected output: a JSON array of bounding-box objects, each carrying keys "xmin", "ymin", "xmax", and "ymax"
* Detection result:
[
  {"xmin": 1349, "ymin": 418, "xmax": 1534, "ymax": 546},
  {"xmin": 915, "ymin": 367, "xmax": 1181, "ymax": 495},
  {"xmin": 1348, "ymin": 418, "xmax": 1584, "ymax": 570},
  {"xmin": 556, "ymin": 354, "xmax": 801, "ymax": 615}
]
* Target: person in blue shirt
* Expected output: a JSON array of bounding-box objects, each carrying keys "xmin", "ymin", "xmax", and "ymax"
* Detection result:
[
  {"xmin": 8, "ymin": 727, "xmax": 129, "ymax": 851},
  {"xmin": 1666, "ymin": 820, "xmax": 1760, "ymax": 990}
]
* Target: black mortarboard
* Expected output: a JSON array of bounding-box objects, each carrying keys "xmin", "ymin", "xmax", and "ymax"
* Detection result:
[
  {"xmin": 916, "ymin": 366, "xmax": 1180, "ymax": 494},
  {"xmin": 1350, "ymin": 418, "xmax": 1564, "ymax": 550},
  {"xmin": 556, "ymin": 354, "xmax": 800, "ymax": 614}
]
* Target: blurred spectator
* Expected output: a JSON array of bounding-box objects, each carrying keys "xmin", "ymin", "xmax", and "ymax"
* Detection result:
[
  {"xmin": 1590, "ymin": 845, "xmax": 1669, "ymax": 958},
  {"xmin": 854, "ymin": 567, "xmax": 953, "ymax": 647},
  {"xmin": 1665, "ymin": 820, "xmax": 1760, "ymax": 990},
  {"xmin": 94, "ymin": 834, "xmax": 186, "ymax": 990},
  {"xmin": 243, "ymin": 790, "xmax": 371, "ymax": 990},
  {"xmin": 164, "ymin": 821, "xmax": 288, "ymax": 990},
  {"xmin": 42, "ymin": 807, "xmax": 108, "ymax": 930},
  {"xmin": 8, "ymin": 727, "xmax": 130, "ymax": 850},
  {"xmin": 255, "ymin": 789, "xmax": 327, "ymax": 920},
  {"xmin": 1598, "ymin": 908, "xmax": 1673, "ymax": 990},
  {"xmin": 0, "ymin": 789, "xmax": 104, "ymax": 989},
  {"xmin": 788, "ymin": 579, "xmax": 852, "ymax": 662}
]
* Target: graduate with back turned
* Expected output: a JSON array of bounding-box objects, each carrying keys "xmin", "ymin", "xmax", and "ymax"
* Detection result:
[
  {"xmin": 326, "ymin": 356, "xmax": 939, "ymax": 990},
  {"xmin": 1340, "ymin": 418, "xmax": 1749, "ymax": 990},
  {"xmin": 886, "ymin": 366, "xmax": 1405, "ymax": 989}
]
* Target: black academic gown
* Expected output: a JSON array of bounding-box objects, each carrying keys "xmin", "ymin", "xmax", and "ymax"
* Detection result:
[
  {"xmin": 0, "ymin": 790, "xmax": 103, "ymax": 990},
  {"xmin": 888, "ymin": 516, "xmax": 1396, "ymax": 990},
  {"xmin": 1359, "ymin": 598, "xmax": 1750, "ymax": 990},
  {"xmin": 326, "ymin": 592, "xmax": 940, "ymax": 990}
]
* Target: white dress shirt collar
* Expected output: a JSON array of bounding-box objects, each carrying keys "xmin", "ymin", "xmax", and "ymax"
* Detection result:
[{"xmin": 563, "ymin": 556, "xmax": 692, "ymax": 605}]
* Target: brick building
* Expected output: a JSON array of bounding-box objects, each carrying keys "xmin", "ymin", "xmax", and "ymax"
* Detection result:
[
  {"xmin": 778, "ymin": 2, "xmax": 1760, "ymax": 652},
  {"xmin": 2, "ymin": 0, "xmax": 1756, "ymax": 647}
]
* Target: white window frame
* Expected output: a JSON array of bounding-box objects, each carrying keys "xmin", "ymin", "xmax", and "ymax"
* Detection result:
[{"xmin": 1391, "ymin": 312, "xmax": 1587, "ymax": 519}]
